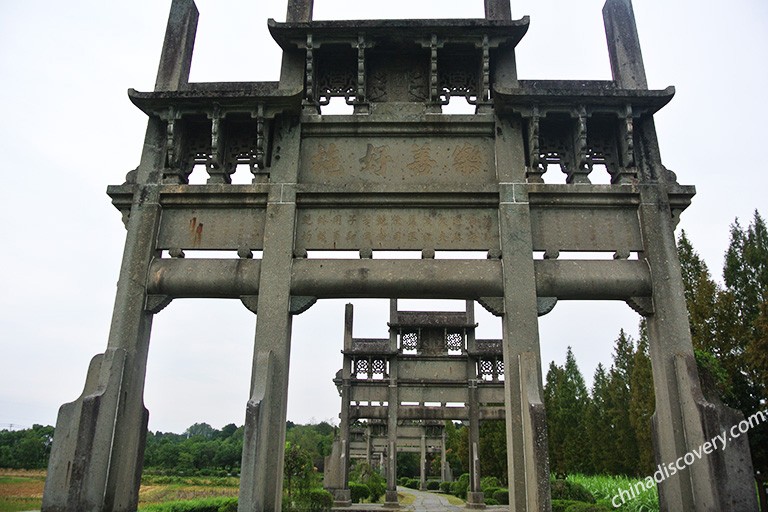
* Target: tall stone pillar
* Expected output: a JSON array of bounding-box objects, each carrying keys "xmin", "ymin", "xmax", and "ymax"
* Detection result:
[
  {"xmin": 496, "ymin": 114, "xmax": 551, "ymax": 512},
  {"xmin": 237, "ymin": 115, "xmax": 301, "ymax": 511},
  {"xmin": 605, "ymin": 1, "xmax": 757, "ymax": 510},
  {"xmin": 42, "ymin": 2, "xmax": 198, "ymax": 511},
  {"xmin": 467, "ymin": 381, "xmax": 484, "ymax": 508},
  {"xmin": 419, "ymin": 430, "xmax": 428, "ymax": 491},
  {"xmin": 333, "ymin": 305, "xmax": 354, "ymax": 506},
  {"xmin": 441, "ymin": 427, "xmax": 449, "ymax": 482},
  {"xmin": 384, "ymin": 300, "xmax": 400, "ymax": 508}
]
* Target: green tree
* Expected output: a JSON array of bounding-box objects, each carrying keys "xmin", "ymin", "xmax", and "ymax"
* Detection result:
[
  {"xmin": 283, "ymin": 441, "xmax": 313, "ymax": 503},
  {"xmin": 605, "ymin": 330, "xmax": 639, "ymax": 475},
  {"xmin": 544, "ymin": 348, "xmax": 590, "ymax": 476},
  {"xmin": 585, "ymin": 364, "xmax": 611, "ymax": 474},
  {"xmin": 629, "ymin": 322, "xmax": 655, "ymax": 475},
  {"xmin": 478, "ymin": 420, "xmax": 507, "ymax": 484}
]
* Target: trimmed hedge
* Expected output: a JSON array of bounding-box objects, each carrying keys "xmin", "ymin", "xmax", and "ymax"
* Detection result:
[
  {"xmin": 492, "ymin": 488, "xmax": 509, "ymax": 504},
  {"xmin": 404, "ymin": 478, "xmax": 420, "ymax": 489},
  {"xmin": 439, "ymin": 481, "xmax": 452, "ymax": 494},
  {"xmin": 307, "ymin": 489, "xmax": 334, "ymax": 510},
  {"xmin": 426, "ymin": 480, "xmax": 440, "ymax": 491},
  {"xmin": 349, "ymin": 482, "xmax": 370, "ymax": 503}
]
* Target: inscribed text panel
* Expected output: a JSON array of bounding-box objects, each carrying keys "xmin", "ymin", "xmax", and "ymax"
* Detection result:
[
  {"xmin": 158, "ymin": 208, "xmax": 266, "ymax": 250},
  {"xmin": 295, "ymin": 208, "xmax": 499, "ymax": 251},
  {"xmin": 299, "ymin": 136, "xmax": 495, "ymax": 186}
]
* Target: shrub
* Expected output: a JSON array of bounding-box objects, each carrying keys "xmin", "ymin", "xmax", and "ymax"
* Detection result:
[
  {"xmin": 550, "ymin": 479, "xmax": 595, "ymax": 503},
  {"xmin": 398, "ymin": 476, "xmax": 409, "ymax": 486},
  {"xmin": 484, "ymin": 486, "xmax": 500, "ymax": 500},
  {"xmin": 405, "ymin": 478, "xmax": 420, "ymax": 489},
  {"xmin": 552, "ymin": 500, "xmax": 578, "ymax": 512},
  {"xmin": 485, "ymin": 497, "xmax": 499, "ymax": 505},
  {"xmin": 563, "ymin": 502, "xmax": 612, "ymax": 512},
  {"xmin": 480, "ymin": 476, "xmax": 501, "ymax": 491},
  {"xmin": 349, "ymin": 482, "xmax": 370, "ymax": 503},
  {"xmin": 426, "ymin": 480, "xmax": 440, "ymax": 491},
  {"xmin": 450, "ymin": 473, "xmax": 469, "ymax": 499},
  {"xmin": 306, "ymin": 489, "xmax": 333, "ymax": 511},
  {"xmin": 492, "ymin": 488, "xmax": 509, "ymax": 505},
  {"xmin": 439, "ymin": 482, "xmax": 452, "ymax": 494}
]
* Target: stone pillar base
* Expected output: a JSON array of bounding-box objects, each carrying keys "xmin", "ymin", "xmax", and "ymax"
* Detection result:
[
  {"xmin": 333, "ymin": 488, "xmax": 351, "ymax": 507},
  {"xmin": 383, "ymin": 489, "xmax": 400, "ymax": 508},
  {"xmin": 466, "ymin": 491, "xmax": 486, "ymax": 509}
]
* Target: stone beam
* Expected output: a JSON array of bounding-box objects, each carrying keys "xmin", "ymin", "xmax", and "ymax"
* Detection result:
[{"xmin": 147, "ymin": 258, "xmax": 652, "ymax": 301}]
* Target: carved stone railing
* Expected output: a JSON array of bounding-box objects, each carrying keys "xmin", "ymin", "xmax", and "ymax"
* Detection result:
[{"xmin": 127, "ymin": 83, "xmax": 301, "ymax": 184}]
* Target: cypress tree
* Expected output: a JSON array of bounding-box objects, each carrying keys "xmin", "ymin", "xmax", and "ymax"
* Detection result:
[{"xmin": 629, "ymin": 321, "xmax": 655, "ymax": 475}]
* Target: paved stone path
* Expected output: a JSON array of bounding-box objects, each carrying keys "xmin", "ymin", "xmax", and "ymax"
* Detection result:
[{"xmin": 396, "ymin": 486, "xmax": 465, "ymax": 511}]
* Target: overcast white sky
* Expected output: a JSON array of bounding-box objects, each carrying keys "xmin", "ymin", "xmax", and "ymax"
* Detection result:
[{"xmin": 0, "ymin": 0, "xmax": 766, "ymax": 434}]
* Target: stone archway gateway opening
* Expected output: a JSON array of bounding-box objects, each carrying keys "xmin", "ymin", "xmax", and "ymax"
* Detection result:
[{"xmin": 42, "ymin": 0, "xmax": 758, "ymax": 511}]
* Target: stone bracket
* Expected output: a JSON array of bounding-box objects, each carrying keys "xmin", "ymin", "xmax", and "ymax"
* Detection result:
[
  {"xmin": 145, "ymin": 294, "xmax": 173, "ymax": 314},
  {"xmin": 290, "ymin": 295, "xmax": 317, "ymax": 315},
  {"xmin": 477, "ymin": 296, "xmax": 557, "ymax": 317},
  {"xmin": 240, "ymin": 295, "xmax": 259, "ymax": 314},
  {"xmin": 626, "ymin": 296, "xmax": 654, "ymax": 316}
]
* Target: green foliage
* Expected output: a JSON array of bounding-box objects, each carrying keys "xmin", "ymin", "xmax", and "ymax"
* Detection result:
[
  {"xmin": 492, "ymin": 488, "xmax": 509, "ymax": 504},
  {"xmin": 439, "ymin": 481, "xmax": 452, "ymax": 493},
  {"xmin": 628, "ymin": 327, "xmax": 655, "ymax": 475},
  {"xmin": 138, "ymin": 497, "xmax": 237, "ymax": 512},
  {"xmin": 552, "ymin": 500, "xmax": 583, "ymax": 512},
  {"xmin": 567, "ymin": 473, "xmax": 658, "ymax": 512},
  {"xmin": 305, "ymin": 489, "xmax": 333, "ymax": 510},
  {"xmin": 426, "ymin": 480, "xmax": 440, "ymax": 490},
  {"xmin": 349, "ymin": 461, "xmax": 385, "ymax": 502},
  {"xmin": 550, "ymin": 479, "xmax": 595, "ymax": 503},
  {"xmin": 404, "ymin": 478, "xmax": 420, "ymax": 489},
  {"xmin": 395, "ymin": 452, "xmax": 420, "ymax": 479},
  {"xmin": 679, "ymin": 215, "xmax": 768, "ymax": 473},
  {"xmin": 285, "ymin": 422, "xmax": 335, "ymax": 472},
  {"xmin": 348, "ymin": 482, "xmax": 369, "ymax": 503},
  {"xmin": 545, "ymin": 347, "xmax": 590, "ymax": 476},
  {"xmin": 0, "ymin": 425, "xmax": 54, "ymax": 469},
  {"xmin": 484, "ymin": 497, "xmax": 499, "ymax": 505},
  {"xmin": 398, "ymin": 476, "xmax": 409, "ymax": 486},
  {"xmin": 562, "ymin": 502, "xmax": 612, "ymax": 512},
  {"xmin": 283, "ymin": 442, "xmax": 313, "ymax": 502},
  {"xmin": 450, "ymin": 473, "xmax": 469, "ymax": 499}
]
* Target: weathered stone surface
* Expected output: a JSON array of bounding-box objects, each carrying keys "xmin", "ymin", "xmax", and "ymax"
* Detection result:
[{"xmin": 43, "ymin": 0, "xmax": 758, "ymax": 511}]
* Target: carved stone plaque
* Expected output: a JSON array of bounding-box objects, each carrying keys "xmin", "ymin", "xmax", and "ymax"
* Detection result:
[{"xmin": 295, "ymin": 208, "xmax": 499, "ymax": 251}]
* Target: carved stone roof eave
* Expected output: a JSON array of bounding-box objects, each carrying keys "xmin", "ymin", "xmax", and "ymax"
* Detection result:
[
  {"xmin": 267, "ymin": 17, "xmax": 530, "ymax": 50},
  {"xmin": 493, "ymin": 82, "xmax": 675, "ymax": 116},
  {"xmin": 127, "ymin": 83, "xmax": 303, "ymax": 117}
]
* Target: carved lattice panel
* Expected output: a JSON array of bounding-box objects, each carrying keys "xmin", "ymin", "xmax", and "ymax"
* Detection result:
[
  {"xmin": 446, "ymin": 330, "xmax": 465, "ymax": 352},
  {"xmin": 438, "ymin": 50, "xmax": 479, "ymax": 103},
  {"xmin": 354, "ymin": 358, "xmax": 370, "ymax": 377},
  {"xmin": 401, "ymin": 330, "xmax": 419, "ymax": 351},
  {"xmin": 478, "ymin": 358, "xmax": 494, "ymax": 377},
  {"xmin": 371, "ymin": 358, "xmax": 387, "ymax": 376}
]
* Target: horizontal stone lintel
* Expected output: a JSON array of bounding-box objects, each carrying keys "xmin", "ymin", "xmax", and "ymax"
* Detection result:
[
  {"xmin": 147, "ymin": 257, "xmax": 651, "ymax": 300},
  {"xmin": 349, "ymin": 405, "xmax": 505, "ymax": 421}
]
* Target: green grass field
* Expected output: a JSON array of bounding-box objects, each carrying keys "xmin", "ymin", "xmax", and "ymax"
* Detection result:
[{"xmin": 0, "ymin": 470, "xmax": 664, "ymax": 512}]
